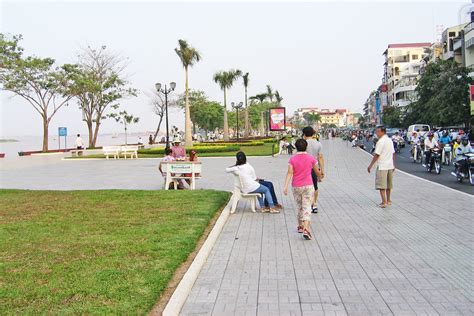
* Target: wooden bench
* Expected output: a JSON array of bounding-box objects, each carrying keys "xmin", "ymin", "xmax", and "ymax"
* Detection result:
[
  {"xmin": 70, "ymin": 149, "xmax": 85, "ymax": 157},
  {"xmin": 161, "ymin": 161, "xmax": 202, "ymax": 190},
  {"xmin": 120, "ymin": 145, "xmax": 139, "ymax": 159},
  {"xmin": 102, "ymin": 146, "xmax": 121, "ymax": 159},
  {"xmin": 229, "ymin": 174, "xmax": 263, "ymax": 214}
]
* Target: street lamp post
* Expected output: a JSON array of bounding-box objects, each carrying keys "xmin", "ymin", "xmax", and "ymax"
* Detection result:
[
  {"xmin": 155, "ymin": 81, "xmax": 176, "ymax": 149},
  {"xmin": 231, "ymin": 102, "xmax": 244, "ymax": 141}
]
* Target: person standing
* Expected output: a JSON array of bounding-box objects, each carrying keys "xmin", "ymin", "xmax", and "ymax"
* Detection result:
[
  {"xmin": 283, "ymin": 139, "xmax": 323, "ymax": 240},
  {"xmin": 75, "ymin": 134, "xmax": 84, "ymax": 149},
  {"xmin": 302, "ymin": 126, "xmax": 325, "ymax": 213},
  {"xmin": 171, "ymin": 136, "xmax": 186, "ymax": 159},
  {"xmin": 367, "ymin": 125, "xmax": 395, "ymax": 208}
]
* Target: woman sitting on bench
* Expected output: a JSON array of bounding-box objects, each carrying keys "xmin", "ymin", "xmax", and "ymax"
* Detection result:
[{"xmin": 226, "ymin": 151, "xmax": 282, "ymax": 213}]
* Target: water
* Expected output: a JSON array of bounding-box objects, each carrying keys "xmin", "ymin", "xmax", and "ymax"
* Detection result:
[{"xmin": 0, "ymin": 132, "xmax": 161, "ymax": 159}]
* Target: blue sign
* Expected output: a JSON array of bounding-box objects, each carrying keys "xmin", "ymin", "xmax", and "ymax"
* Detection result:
[
  {"xmin": 58, "ymin": 127, "xmax": 67, "ymax": 137},
  {"xmin": 375, "ymin": 96, "xmax": 381, "ymax": 114}
]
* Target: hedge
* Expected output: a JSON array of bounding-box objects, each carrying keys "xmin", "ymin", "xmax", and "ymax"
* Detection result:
[
  {"xmin": 195, "ymin": 141, "xmax": 264, "ymax": 147},
  {"xmin": 138, "ymin": 145, "xmax": 240, "ymax": 155}
]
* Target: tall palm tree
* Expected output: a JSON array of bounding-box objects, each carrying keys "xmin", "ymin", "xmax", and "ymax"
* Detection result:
[
  {"xmin": 252, "ymin": 93, "xmax": 267, "ymax": 103},
  {"xmin": 242, "ymin": 72, "xmax": 250, "ymax": 137},
  {"xmin": 213, "ymin": 69, "xmax": 242, "ymax": 141},
  {"xmin": 175, "ymin": 39, "xmax": 201, "ymax": 147},
  {"xmin": 275, "ymin": 90, "xmax": 283, "ymax": 105},
  {"xmin": 266, "ymin": 85, "xmax": 274, "ymax": 102},
  {"xmin": 303, "ymin": 112, "xmax": 321, "ymax": 127}
]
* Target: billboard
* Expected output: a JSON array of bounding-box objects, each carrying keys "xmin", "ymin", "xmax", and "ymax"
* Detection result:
[{"xmin": 269, "ymin": 107, "xmax": 286, "ymax": 131}]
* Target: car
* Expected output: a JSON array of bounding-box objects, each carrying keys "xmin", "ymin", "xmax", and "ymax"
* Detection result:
[
  {"xmin": 407, "ymin": 124, "xmax": 431, "ymax": 143},
  {"xmin": 386, "ymin": 128, "xmax": 402, "ymax": 138}
]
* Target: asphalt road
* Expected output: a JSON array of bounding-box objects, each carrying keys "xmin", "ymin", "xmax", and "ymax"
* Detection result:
[{"xmin": 360, "ymin": 138, "xmax": 474, "ymax": 195}]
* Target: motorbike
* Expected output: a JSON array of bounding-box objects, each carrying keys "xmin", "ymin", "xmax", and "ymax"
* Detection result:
[
  {"xmin": 451, "ymin": 153, "xmax": 474, "ymax": 185},
  {"xmin": 441, "ymin": 144, "xmax": 452, "ymax": 166},
  {"xmin": 394, "ymin": 140, "xmax": 401, "ymax": 153},
  {"xmin": 425, "ymin": 148, "xmax": 442, "ymax": 174},
  {"xmin": 412, "ymin": 143, "xmax": 422, "ymax": 163}
]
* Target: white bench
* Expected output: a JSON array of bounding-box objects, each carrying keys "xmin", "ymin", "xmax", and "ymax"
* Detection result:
[
  {"xmin": 102, "ymin": 146, "xmax": 121, "ymax": 159},
  {"xmin": 161, "ymin": 161, "xmax": 202, "ymax": 190},
  {"xmin": 120, "ymin": 145, "xmax": 139, "ymax": 159},
  {"xmin": 230, "ymin": 174, "xmax": 263, "ymax": 214}
]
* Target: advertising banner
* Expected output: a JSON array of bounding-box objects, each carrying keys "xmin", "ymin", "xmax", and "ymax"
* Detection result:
[{"xmin": 269, "ymin": 107, "xmax": 286, "ymax": 131}]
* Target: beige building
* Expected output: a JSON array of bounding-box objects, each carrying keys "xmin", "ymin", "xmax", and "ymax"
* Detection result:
[
  {"xmin": 383, "ymin": 43, "xmax": 431, "ymax": 108},
  {"xmin": 442, "ymin": 23, "xmax": 468, "ymax": 64}
]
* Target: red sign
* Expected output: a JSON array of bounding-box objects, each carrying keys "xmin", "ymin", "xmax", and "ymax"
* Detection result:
[{"xmin": 269, "ymin": 107, "xmax": 286, "ymax": 131}]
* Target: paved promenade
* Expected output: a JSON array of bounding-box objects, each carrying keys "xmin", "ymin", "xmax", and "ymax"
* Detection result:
[
  {"xmin": 1, "ymin": 139, "xmax": 473, "ymax": 315},
  {"xmin": 181, "ymin": 140, "xmax": 473, "ymax": 316}
]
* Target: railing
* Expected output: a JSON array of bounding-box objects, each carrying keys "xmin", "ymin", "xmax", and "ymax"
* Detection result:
[{"xmin": 465, "ymin": 22, "xmax": 473, "ymax": 34}]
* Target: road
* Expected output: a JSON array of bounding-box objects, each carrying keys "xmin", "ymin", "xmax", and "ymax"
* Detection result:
[{"xmin": 361, "ymin": 138, "xmax": 474, "ymax": 195}]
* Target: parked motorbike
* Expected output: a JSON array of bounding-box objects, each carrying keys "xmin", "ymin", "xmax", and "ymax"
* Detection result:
[
  {"xmin": 425, "ymin": 148, "xmax": 442, "ymax": 174},
  {"xmin": 451, "ymin": 153, "xmax": 474, "ymax": 185},
  {"xmin": 441, "ymin": 144, "xmax": 452, "ymax": 166}
]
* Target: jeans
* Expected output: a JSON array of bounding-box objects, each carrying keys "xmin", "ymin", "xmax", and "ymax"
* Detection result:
[
  {"xmin": 424, "ymin": 150, "xmax": 432, "ymax": 165},
  {"xmin": 250, "ymin": 184, "xmax": 274, "ymax": 208},
  {"xmin": 259, "ymin": 180, "xmax": 279, "ymax": 207}
]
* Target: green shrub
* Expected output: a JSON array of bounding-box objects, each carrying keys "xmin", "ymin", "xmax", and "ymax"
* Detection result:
[
  {"xmin": 138, "ymin": 145, "xmax": 240, "ymax": 155},
  {"xmin": 196, "ymin": 141, "xmax": 264, "ymax": 147}
]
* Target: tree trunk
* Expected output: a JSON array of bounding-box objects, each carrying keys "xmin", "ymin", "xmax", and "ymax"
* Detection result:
[
  {"xmin": 184, "ymin": 67, "xmax": 193, "ymax": 147},
  {"xmin": 223, "ymin": 88, "xmax": 229, "ymax": 141},
  {"xmin": 153, "ymin": 115, "xmax": 164, "ymax": 143},
  {"xmin": 42, "ymin": 116, "xmax": 49, "ymax": 152},
  {"xmin": 260, "ymin": 111, "xmax": 265, "ymax": 136},
  {"xmin": 244, "ymin": 87, "xmax": 250, "ymax": 137},
  {"xmin": 87, "ymin": 119, "xmax": 94, "ymax": 148},
  {"xmin": 92, "ymin": 120, "xmax": 101, "ymax": 148}
]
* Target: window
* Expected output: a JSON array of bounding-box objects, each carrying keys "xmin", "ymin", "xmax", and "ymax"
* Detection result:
[
  {"xmin": 412, "ymin": 54, "xmax": 418, "ymax": 60},
  {"xmin": 449, "ymin": 31, "xmax": 456, "ymax": 37}
]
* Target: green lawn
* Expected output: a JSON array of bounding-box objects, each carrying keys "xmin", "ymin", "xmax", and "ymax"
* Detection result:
[
  {"xmin": 69, "ymin": 142, "xmax": 278, "ymax": 159},
  {"xmin": 0, "ymin": 189, "xmax": 230, "ymax": 314}
]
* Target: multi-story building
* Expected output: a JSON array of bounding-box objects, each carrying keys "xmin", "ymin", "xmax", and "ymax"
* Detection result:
[
  {"xmin": 293, "ymin": 107, "xmax": 359, "ymax": 128},
  {"xmin": 442, "ymin": 23, "xmax": 468, "ymax": 63},
  {"xmin": 383, "ymin": 43, "xmax": 431, "ymax": 108}
]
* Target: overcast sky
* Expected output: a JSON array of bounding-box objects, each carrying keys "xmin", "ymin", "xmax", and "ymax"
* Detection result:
[{"xmin": 0, "ymin": 0, "xmax": 469, "ymax": 137}]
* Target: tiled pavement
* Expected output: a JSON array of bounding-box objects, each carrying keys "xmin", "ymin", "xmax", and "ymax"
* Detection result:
[{"xmin": 180, "ymin": 139, "xmax": 473, "ymax": 316}]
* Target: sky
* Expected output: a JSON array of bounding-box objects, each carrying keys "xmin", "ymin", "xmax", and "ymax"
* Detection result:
[{"xmin": 0, "ymin": 0, "xmax": 470, "ymax": 137}]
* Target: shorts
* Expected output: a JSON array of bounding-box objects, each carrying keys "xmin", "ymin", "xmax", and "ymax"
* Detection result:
[
  {"xmin": 375, "ymin": 169, "xmax": 394, "ymax": 190},
  {"xmin": 311, "ymin": 169, "xmax": 318, "ymax": 191},
  {"xmin": 292, "ymin": 185, "xmax": 315, "ymax": 222}
]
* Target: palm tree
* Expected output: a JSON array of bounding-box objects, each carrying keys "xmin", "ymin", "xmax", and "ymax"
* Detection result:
[
  {"xmin": 175, "ymin": 39, "xmax": 201, "ymax": 147},
  {"xmin": 275, "ymin": 90, "xmax": 283, "ymax": 105},
  {"xmin": 266, "ymin": 85, "xmax": 274, "ymax": 102},
  {"xmin": 242, "ymin": 72, "xmax": 250, "ymax": 137},
  {"xmin": 250, "ymin": 93, "xmax": 267, "ymax": 103},
  {"xmin": 213, "ymin": 69, "xmax": 242, "ymax": 141},
  {"xmin": 303, "ymin": 112, "xmax": 321, "ymax": 127}
]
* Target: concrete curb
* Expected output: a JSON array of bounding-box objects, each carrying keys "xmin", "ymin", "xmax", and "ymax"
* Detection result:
[
  {"xmin": 162, "ymin": 196, "xmax": 233, "ymax": 316},
  {"xmin": 358, "ymin": 147, "xmax": 473, "ymax": 198}
]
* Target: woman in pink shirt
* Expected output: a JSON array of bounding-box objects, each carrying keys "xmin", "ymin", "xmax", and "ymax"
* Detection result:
[{"xmin": 284, "ymin": 139, "xmax": 323, "ymax": 240}]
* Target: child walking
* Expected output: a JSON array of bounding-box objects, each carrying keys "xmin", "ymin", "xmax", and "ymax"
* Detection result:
[{"xmin": 283, "ymin": 139, "xmax": 323, "ymax": 240}]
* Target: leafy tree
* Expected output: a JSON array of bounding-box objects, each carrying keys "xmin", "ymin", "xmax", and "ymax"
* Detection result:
[
  {"xmin": 213, "ymin": 69, "xmax": 242, "ymax": 141},
  {"xmin": 65, "ymin": 46, "xmax": 137, "ymax": 148},
  {"xmin": 175, "ymin": 39, "xmax": 201, "ymax": 147},
  {"xmin": 0, "ymin": 34, "xmax": 74, "ymax": 151},
  {"xmin": 382, "ymin": 106, "xmax": 402, "ymax": 127},
  {"xmin": 242, "ymin": 72, "xmax": 250, "ymax": 137},
  {"xmin": 108, "ymin": 110, "xmax": 139, "ymax": 145},
  {"xmin": 406, "ymin": 59, "xmax": 471, "ymax": 127},
  {"xmin": 303, "ymin": 112, "xmax": 321, "ymax": 126}
]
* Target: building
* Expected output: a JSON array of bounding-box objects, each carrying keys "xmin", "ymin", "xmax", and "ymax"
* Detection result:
[
  {"xmin": 383, "ymin": 43, "xmax": 431, "ymax": 108},
  {"xmin": 442, "ymin": 23, "xmax": 468, "ymax": 63},
  {"xmin": 294, "ymin": 107, "xmax": 360, "ymax": 128}
]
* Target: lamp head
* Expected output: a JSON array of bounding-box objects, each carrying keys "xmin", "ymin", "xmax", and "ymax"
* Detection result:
[
  {"xmin": 155, "ymin": 83, "xmax": 162, "ymax": 92},
  {"xmin": 239, "ymin": 102, "xmax": 243, "ymax": 107},
  {"xmin": 231, "ymin": 102, "xmax": 235, "ymax": 107},
  {"xmin": 170, "ymin": 82, "xmax": 176, "ymax": 90}
]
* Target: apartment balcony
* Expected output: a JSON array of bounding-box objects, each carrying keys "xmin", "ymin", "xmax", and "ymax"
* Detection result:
[
  {"xmin": 443, "ymin": 51, "xmax": 455, "ymax": 60},
  {"xmin": 453, "ymin": 38, "xmax": 463, "ymax": 52},
  {"xmin": 393, "ymin": 85, "xmax": 416, "ymax": 96},
  {"xmin": 465, "ymin": 22, "xmax": 474, "ymax": 35}
]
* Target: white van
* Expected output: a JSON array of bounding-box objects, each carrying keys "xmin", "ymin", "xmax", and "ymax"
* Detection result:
[{"xmin": 407, "ymin": 124, "xmax": 431, "ymax": 142}]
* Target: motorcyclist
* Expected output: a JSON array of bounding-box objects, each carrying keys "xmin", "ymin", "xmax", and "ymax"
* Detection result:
[
  {"xmin": 453, "ymin": 136, "xmax": 462, "ymax": 157},
  {"xmin": 423, "ymin": 132, "xmax": 439, "ymax": 167},
  {"xmin": 439, "ymin": 130, "xmax": 451, "ymax": 145},
  {"xmin": 454, "ymin": 136, "xmax": 474, "ymax": 174},
  {"xmin": 391, "ymin": 132, "xmax": 402, "ymax": 151}
]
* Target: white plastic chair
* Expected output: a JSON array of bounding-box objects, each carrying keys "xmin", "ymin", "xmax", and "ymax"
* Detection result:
[{"xmin": 230, "ymin": 174, "xmax": 263, "ymax": 214}]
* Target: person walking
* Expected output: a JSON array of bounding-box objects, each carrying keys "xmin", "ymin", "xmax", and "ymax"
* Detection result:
[
  {"xmin": 283, "ymin": 139, "xmax": 323, "ymax": 240},
  {"xmin": 367, "ymin": 125, "xmax": 396, "ymax": 208},
  {"xmin": 302, "ymin": 126, "xmax": 325, "ymax": 213},
  {"xmin": 75, "ymin": 134, "xmax": 84, "ymax": 150}
]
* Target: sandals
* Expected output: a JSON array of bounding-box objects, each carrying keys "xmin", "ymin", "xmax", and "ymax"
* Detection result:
[
  {"xmin": 297, "ymin": 226, "xmax": 304, "ymax": 233},
  {"xmin": 302, "ymin": 229, "xmax": 313, "ymax": 240},
  {"xmin": 378, "ymin": 203, "xmax": 387, "ymax": 209},
  {"xmin": 269, "ymin": 208, "xmax": 280, "ymax": 214},
  {"xmin": 311, "ymin": 205, "xmax": 318, "ymax": 213}
]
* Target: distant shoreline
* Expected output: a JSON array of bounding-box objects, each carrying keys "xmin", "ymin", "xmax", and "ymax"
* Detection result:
[{"xmin": 0, "ymin": 139, "xmax": 19, "ymax": 143}]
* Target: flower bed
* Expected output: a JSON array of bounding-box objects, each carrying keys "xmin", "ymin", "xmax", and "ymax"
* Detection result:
[{"xmin": 138, "ymin": 145, "xmax": 240, "ymax": 155}]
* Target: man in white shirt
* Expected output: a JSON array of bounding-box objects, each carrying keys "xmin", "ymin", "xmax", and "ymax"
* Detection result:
[
  {"xmin": 75, "ymin": 134, "xmax": 84, "ymax": 149},
  {"xmin": 302, "ymin": 126, "xmax": 325, "ymax": 213},
  {"xmin": 423, "ymin": 132, "xmax": 439, "ymax": 167},
  {"xmin": 367, "ymin": 126, "xmax": 395, "ymax": 208}
]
